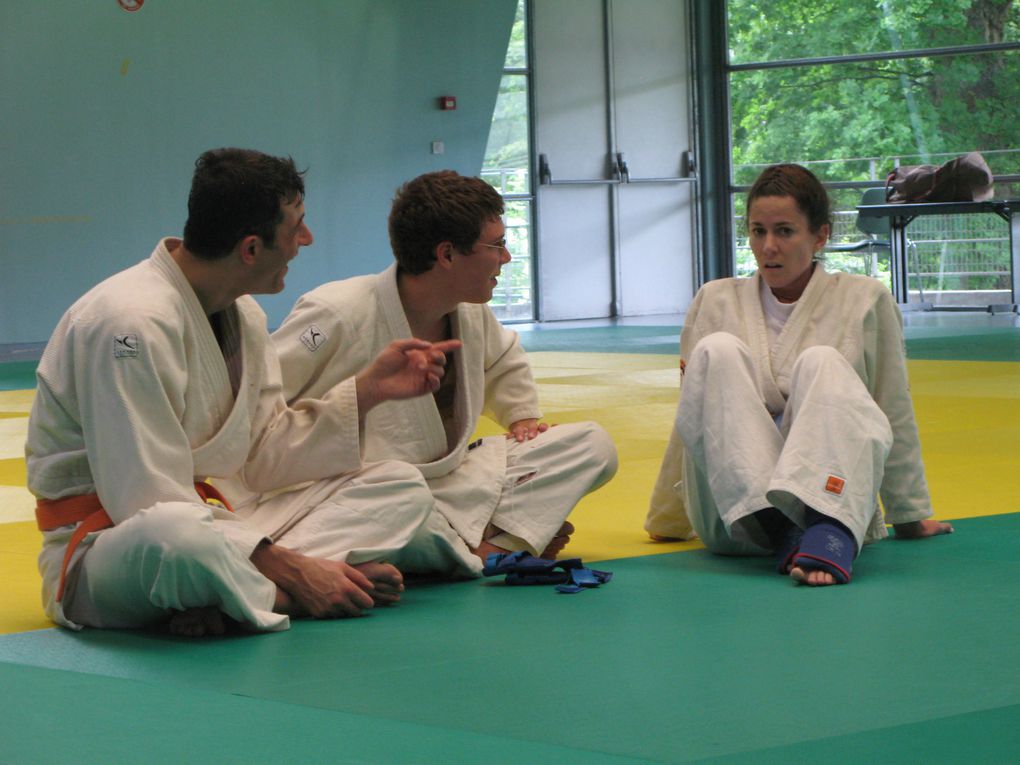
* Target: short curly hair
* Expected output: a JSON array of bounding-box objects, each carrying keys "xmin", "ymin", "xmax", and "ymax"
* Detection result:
[
  {"xmin": 388, "ymin": 171, "xmax": 504, "ymax": 275},
  {"xmin": 183, "ymin": 148, "xmax": 306, "ymax": 261}
]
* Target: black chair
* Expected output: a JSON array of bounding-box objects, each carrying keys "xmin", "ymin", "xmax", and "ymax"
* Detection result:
[{"xmin": 826, "ymin": 187, "xmax": 890, "ymax": 278}]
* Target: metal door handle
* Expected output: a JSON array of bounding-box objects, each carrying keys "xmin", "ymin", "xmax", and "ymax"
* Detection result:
[
  {"xmin": 538, "ymin": 153, "xmax": 623, "ymax": 186},
  {"xmin": 539, "ymin": 152, "xmax": 697, "ymax": 186}
]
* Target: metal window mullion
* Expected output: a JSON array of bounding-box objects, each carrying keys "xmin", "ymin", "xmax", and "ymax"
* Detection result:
[
  {"xmin": 729, "ymin": 40, "xmax": 1020, "ymax": 72},
  {"xmin": 694, "ymin": 0, "xmax": 733, "ymax": 284},
  {"xmin": 524, "ymin": 0, "xmax": 540, "ymax": 321},
  {"xmin": 604, "ymin": 0, "xmax": 622, "ymax": 317}
]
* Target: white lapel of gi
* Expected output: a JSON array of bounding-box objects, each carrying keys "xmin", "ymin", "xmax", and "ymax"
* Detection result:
[{"xmin": 376, "ymin": 264, "xmax": 452, "ymax": 462}]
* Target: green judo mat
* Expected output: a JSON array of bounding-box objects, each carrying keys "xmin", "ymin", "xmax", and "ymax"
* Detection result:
[
  {"xmin": 3, "ymin": 322, "xmax": 1017, "ymax": 374},
  {"xmin": 2, "ymin": 513, "xmax": 1018, "ymax": 764},
  {"xmin": 517, "ymin": 325, "xmax": 684, "ymax": 355},
  {"xmin": 904, "ymin": 328, "xmax": 1020, "ymax": 362},
  {"xmin": 517, "ymin": 323, "xmax": 1020, "ymax": 361},
  {"xmin": 0, "ymin": 361, "xmax": 38, "ymax": 391}
]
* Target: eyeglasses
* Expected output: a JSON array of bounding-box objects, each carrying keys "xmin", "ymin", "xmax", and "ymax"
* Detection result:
[{"xmin": 475, "ymin": 238, "xmax": 509, "ymax": 252}]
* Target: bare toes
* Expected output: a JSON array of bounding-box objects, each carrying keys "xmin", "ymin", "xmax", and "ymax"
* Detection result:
[
  {"xmin": 169, "ymin": 606, "xmax": 225, "ymax": 637},
  {"xmin": 352, "ymin": 562, "xmax": 405, "ymax": 605},
  {"xmin": 650, "ymin": 533, "xmax": 683, "ymax": 542},
  {"xmin": 539, "ymin": 521, "xmax": 575, "ymax": 559},
  {"xmin": 790, "ymin": 566, "xmax": 836, "ymax": 587}
]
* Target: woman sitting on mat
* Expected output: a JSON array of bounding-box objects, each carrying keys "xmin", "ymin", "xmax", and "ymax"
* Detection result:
[{"xmin": 644, "ymin": 163, "xmax": 952, "ymax": 585}]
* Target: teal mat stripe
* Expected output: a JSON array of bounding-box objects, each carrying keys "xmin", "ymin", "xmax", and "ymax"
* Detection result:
[
  {"xmin": 517, "ymin": 326, "xmax": 682, "ymax": 355},
  {"xmin": 2, "ymin": 514, "xmax": 1019, "ymax": 764},
  {"xmin": 515, "ymin": 325, "xmax": 1020, "ymax": 361},
  {"xmin": 0, "ymin": 361, "xmax": 37, "ymax": 390},
  {"xmin": 1, "ymin": 324, "xmax": 1017, "ymax": 379},
  {"xmin": 903, "ymin": 331, "xmax": 1020, "ymax": 362}
]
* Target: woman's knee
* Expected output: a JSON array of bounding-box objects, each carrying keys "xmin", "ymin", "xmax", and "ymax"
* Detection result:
[
  {"xmin": 791, "ymin": 345, "xmax": 851, "ymax": 379},
  {"xmin": 687, "ymin": 334, "xmax": 755, "ymax": 385},
  {"xmin": 690, "ymin": 332, "xmax": 747, "ymax": 363}
]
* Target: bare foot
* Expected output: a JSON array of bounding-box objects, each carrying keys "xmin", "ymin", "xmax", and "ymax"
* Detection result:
[
  {"xmin": 540, "ymin": 521, "xmax": 575, "ymax": 559},
  {"xmin": 352, "ymin": 561, "xmax": 404, "ymax": 606},
  {"xmin": 893, "ymin": 519, "xmax": 954, "ymax": 539},
  {"xmin": 789, "ymin": 566, "xmax": 837, "ymax": 586},
  {"xmin": 274, "ymin": 587, "xmax": 301, "ymax": 616},
  {"xmin": 649, "ymin": 533, "xmax": 682, "ymax": 542},
  {"xmin": 471, "ymin": 539, "xmax": 510, "ymax": 563},
  {"xmin": 169, "ymin": 606, "xmax": 226, "ymax": 637}
]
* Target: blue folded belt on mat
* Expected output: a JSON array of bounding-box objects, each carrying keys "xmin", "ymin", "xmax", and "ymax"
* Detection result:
[{"xmin": 482, "ymin": 551, "xmax": 613, "ymax": 594}]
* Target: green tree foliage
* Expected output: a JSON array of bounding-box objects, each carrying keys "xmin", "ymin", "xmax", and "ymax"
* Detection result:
[
  {"xmin": 728, "ymin": 0, "xmax": 1020, "ymax": 182},
  {"xmin": 484, "ymin": 0, "xmax": 529, "ymax": 175}
]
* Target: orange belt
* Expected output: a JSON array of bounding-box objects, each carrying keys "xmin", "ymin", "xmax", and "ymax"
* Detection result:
[{"xmin": 36, "ymin": 483, "xmax": 234, "ymax": 602}]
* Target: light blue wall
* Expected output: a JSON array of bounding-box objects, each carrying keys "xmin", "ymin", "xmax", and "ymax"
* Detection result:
[{"xmin": 0, "ymin": 0, "xmax": 517, "ymax": 343}]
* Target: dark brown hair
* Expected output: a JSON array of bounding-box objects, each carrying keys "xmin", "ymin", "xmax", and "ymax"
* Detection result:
[
  {"xmin": 388, "ymin": 171, "xmax": 504, "ymax": 275},
  {"xmin": 746, "ymin": 163, "xmax": 831, "ymax": 233}
]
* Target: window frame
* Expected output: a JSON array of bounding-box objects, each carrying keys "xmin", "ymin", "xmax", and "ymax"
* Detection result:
[{"xmin": 695, "ymin": 0, "xmax": 1020, "ymax": 285}]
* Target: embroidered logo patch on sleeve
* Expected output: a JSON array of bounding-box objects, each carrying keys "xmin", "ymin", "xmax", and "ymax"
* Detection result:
[
  {"xmin": 113, "ymin": 334, "xmax": 139, "ymax": 358},
  {"xmin": 824, "ymin": 474, "xmax": 846, "ymax": 496},
  {"xmin": 299, "ymin": 324, "xmax": 327, "ymax": 352}
]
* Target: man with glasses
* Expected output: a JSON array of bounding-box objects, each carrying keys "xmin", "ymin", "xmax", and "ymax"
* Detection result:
[{"xmin": 273, "ymin": 170, "xmax": 617, "ymax": 577}]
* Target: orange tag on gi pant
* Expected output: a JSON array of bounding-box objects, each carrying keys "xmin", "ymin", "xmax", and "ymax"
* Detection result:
[{"xmin": 824, "ymin": 475, "xmax": 846, "ymax": 495}]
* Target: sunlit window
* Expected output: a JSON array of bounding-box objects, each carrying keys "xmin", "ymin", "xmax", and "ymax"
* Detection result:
[
  {"xmin": 727, "ymin": 0, "xmax": 1020, "ymax": 306},
  {"xmin": 482, "ymin": 0, "xmax": 534, "ymax": 321}
]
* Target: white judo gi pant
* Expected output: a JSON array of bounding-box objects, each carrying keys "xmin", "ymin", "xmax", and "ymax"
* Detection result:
[
  {"xmin": 62, "ymin": 461, "xmax": 432, "ymax": 631},
  {"xmin": 677, "ymin": 333, "xmax": 893, "ymax": 556},
  {"xmin": 391, "ymin": 421, "xmax": 618, "ymax": 576}
]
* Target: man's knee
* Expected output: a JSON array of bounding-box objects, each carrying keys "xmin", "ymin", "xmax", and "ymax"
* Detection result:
[
  {"xmin": 547, "ymin": 421, "xmax": 619, "ymax": 484},
  {"xmin": 578, "ymin": 421, "xmax": 618, "ymax": 479},
  {"xmin": 352, "ymin": 460, "xmax": 428, "ymax": 488},
  {"xmin": 76, "ymin": 502, "xmax": 233, "ymax": 619},
  {"xmin": 127, "ymin": 502, "xmax": 224, "ymax": 564},
  {"xmin": 347, "ymin": 460, "xmax": 433, "ymax": 522}
]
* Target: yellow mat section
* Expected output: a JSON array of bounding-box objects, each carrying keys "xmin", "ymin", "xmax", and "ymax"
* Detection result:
[
  {"xmin": 0, "ymin": 387, "xmax": 47, "ymax": 633},
  {"xmin": 517, "ymin": 353, "xmax": 1020, "ymax": 562},
  {"xmin": 474, "ymin": 353, "xmax": 701, "ymax": 563},
  {"xmin": 1, "ymin": 352, "xmax": 1018, "ymax": 634},
  {"xmin": 0, "ymin": 521, "xmax": 48, "ymax": 633}
]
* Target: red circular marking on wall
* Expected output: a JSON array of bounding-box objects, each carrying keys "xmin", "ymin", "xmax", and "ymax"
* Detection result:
[{"xmin": 118, "ymin": 0, "xmax": 144, "ymax": 11}]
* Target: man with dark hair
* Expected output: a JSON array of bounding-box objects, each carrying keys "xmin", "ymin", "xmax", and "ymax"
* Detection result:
[
  {"xmin": 387, "ymin": 169, "xmax": 507, "ymax": 275},
  {"xmin": 183, "ymin": 148, "xmax": 308, "ymax": 260},
  {"xmin": 27, "ymin": 149, "xmax": 458, "ymax": 636},
  {"xmin": 273, "ymin": 170, "xmax": 617, "ymax": 577}
]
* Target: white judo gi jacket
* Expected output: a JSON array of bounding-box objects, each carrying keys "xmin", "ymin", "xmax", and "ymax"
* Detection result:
[
  {"xmin": 273, "ymin": 263, "xmax": 542, "ymax": 550},
  {"xmin": 27, "ymin": 240, "xmax": 365, "ymax": 628},
  {"xmin": 645, "ymin": 266, "xmax": 934, "ymax": 543}
]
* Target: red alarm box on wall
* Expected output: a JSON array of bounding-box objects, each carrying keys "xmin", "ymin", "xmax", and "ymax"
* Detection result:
[{"xmin": 438, "ymin": 96, "xmax": 457, "ymax": 111}]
